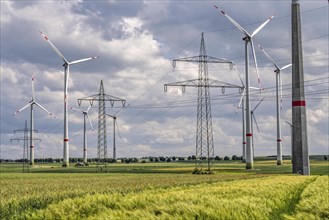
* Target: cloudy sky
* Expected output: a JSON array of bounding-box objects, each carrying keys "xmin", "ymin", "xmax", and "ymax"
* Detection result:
[{"xmin": 1, "ymin": 0, "xmax": 328, "ymax": 160}]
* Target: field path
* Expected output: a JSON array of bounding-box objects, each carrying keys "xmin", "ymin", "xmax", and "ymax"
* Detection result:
[{"xmin": 269, "ymin": 176, "xmax": 317, "ymax": 219}]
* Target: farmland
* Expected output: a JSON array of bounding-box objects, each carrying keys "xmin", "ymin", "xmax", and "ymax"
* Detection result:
[{"xmin": 0, "ymin": 159, "xmax": 328, "ymax": 219}]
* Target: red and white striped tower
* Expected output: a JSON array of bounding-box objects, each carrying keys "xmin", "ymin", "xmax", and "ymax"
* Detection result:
[{"xmin": 291, "ymin": 0, "xmax": 310, "ymax": 175}]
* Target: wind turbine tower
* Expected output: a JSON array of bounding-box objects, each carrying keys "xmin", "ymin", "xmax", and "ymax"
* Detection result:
[
  {"xmin": 40, "ymin": 31, "xmax": 98, "ymax": 167},
  {"xmin": 214, "ymin": 5, "xmax": 273, "ymax": 169},
  {"xmin": 70, "ymin": 105, "xmax": 93, "ymax": 164},
  {"xmin": 291, "ymin": 0, "xmax": 309, "ymax": 175},
  {"xmin": 13, "ymin": 74, "xmax": 54, "ymax": 166},
  {"xmin": 250, "ymin": 98, "xmax": 264, "ymax": 159},
  {"xmin": 164, "ymin": 33, "xmax": 241, "ymax": 174},
  {"xmin": 258, "ymin": 45, "xmax": 291, "ymax": 165},
  {"xmin": 107, "ymin": 108, "xmax": 125, "ymax": 161}
]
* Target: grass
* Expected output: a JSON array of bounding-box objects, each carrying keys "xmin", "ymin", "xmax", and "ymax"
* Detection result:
[
  {"xmin": 1, "ymin": 158, "xmax": 328, "ymax": 174},
  {"xmin": 0, "ymin": 159, "xmax": 328, "ymax": 219}
]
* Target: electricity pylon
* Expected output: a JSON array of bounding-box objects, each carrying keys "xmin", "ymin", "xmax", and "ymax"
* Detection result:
[
  {"xmin": 78, "ymin": 80, "xmax": 125, "ymax": 172},
  {"xmin": 164, "ymin": 33, "xmax": 241, "ymax": 174},
  {"xmin": 11, "ymin": 120, "xmax": 40, "ymax": 173}
]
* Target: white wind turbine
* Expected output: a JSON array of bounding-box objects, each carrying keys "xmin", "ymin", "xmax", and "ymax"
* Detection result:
[
  {"xmin": 235, "ymin": 69, "xmax": 260, "ymax": 162},
  {"xmin": 214, "ymin": 5, "xmax": 273, "ymax": 169},
  {"xmin": 236, "ymin": 86, "xmax": 264, "ymax": 162},
  {"xmin": 70, "ymin": 105, "xmax": 93, "ymax": 164},
  {"xmin": 13, "ymin": 73, "xmax": 55, "ymax": 166},
  {"xmin": 106, "ymin": 108, "xmax": 125, "ymax": 161},
  {"xmin": 258, "ymin": 44, "xmax": 292, "ymax": 165},
  {"xmin": 40, "ymin": 31, "xmax": 98, "ymax": 167}
]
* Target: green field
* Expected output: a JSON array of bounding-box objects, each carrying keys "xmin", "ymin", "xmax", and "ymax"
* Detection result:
[{"xmin": 1, "ymin": 159, "xmax": 328, "ymax": 219}]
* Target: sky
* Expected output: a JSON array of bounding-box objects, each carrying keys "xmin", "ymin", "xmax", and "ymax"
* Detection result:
[{"xmin": 1, "ymin": 0, "xmax": 328, "ymax": 160}]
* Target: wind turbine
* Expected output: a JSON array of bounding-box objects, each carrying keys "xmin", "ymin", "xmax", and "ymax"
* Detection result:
[
  {"xmin": 235, "ymin": 69, "xmax": 261, "ymax": 163},
  {"xmin": 40, "ymin": 31, "xmax": 98, "ymax": 167},
  {"xmin": 250, "ymin": 98, "xmax": 264, "ymax": 160},
  {"xmin": 106, "ymin": 108, "xmax": 125, "ymax": 161},
  {"xmin": 214, "ymin": 5, "xmax": 273, "ymax": 169},
  {"xmin": 70, "ymin": 105, "xmax": 93, "ymax": 164},
  {"xmin": 258, "ymin": 45, "xmax": 292, "ymax": 165},
  {"xmin": 13, "ymin": 73, "xmax": 55, "ymax": 166}
]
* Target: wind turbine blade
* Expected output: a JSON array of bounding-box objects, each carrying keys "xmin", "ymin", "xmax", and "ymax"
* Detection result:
[
  {"xmin": 31, "ymin": 73, "xmax": 36, "ymax": 100},
  {"xmin": 252, "ymin": 113, "xmax": 260, "ymax": 132},
  {"xmin": 236, "ymin": 89, "xmax": 245, "ymax": 114},
  {"xmin": 13, "ymin": 103, "xmax": 31, "ymax": 116},
  {"xmin": 250, "ymin": 40, "xmax": 261, "ymax": 91},
  {"xmin": 69, "ymin": 56, "xmax": 99, "ymax": 65},
  {"xmin": 280, "ymin": 64, "xmax": 292, "ymax": 71},
  {"xmin": 250, "ymin": 86, "xmax": 261, "ymax": 90},
  {"xmin": 34, "ymin": 102, "xmax": 55, "ymax": 118},
  {"xmin": 106, "ymin": 113, "xmax": 114, "ymax": 119},
  {"xmin": 39, "ymin": 31, "xmax": 68, "ymax": 64},
  {"xmin": 70, "ymin": 106, "xmax": 84, "ymax": 113},
  {"xmin": 257, "ymin": 44, "xmax": 280, "ymax": 70},
  {"xmin": 285, "ymin": 121, "xmax": 293, "ymax": 127},
  {"xmin": 252, "ymin": 98, "xmax": 264, "ymax": 112},
  {"xmin": 86, "ymin": 105, "xmax": 92, "ymax": 113},
  {"xmin": 115, "ymin": 107, "xmax": 125, "ymax": 117},
  {"xmin": 116, "ymin": 119, "xmax": 121, "ymax": 139},
  {"xmin": 251, "ymin": 15, "xmax": 274, "ymax": 37},
  {"xmin": 86, "ymin": 114, "xmax": 93, "ymax": 131},
  {"xmin": 236, "ymin": 69, "xmax": 245, "ymax": 87},
  {"xmin": 214, "ymin": 6, "xmax": 250, "ymax": 36}
]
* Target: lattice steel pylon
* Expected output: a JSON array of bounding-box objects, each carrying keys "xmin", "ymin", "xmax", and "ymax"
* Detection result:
[
  {"xmin": 164, "ymin": 33, "xmax": 242, "ymax": 174},
  {"xmin": 11, "ymin": 120, "xmax": 40, "ymax": 173},
  {"xmin": 78, "ymin": 80, "xmax": 125, "ymax": 172}
]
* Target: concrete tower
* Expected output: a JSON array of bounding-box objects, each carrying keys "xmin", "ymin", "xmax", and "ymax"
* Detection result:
[{"xmin": 291, "ymin": 0, "xmax": 310, "ymax": 175}]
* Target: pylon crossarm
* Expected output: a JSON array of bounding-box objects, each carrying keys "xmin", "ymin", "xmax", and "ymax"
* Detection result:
[
  {"xmin": 11, "ymin": 137, "xmax": 41, "ymax": 142},
  {"xmin": 78, "ymin": 95, "xmax": 125, "ymax": 107},
  {"xmin": 174, "ymin": 55, "xmax": 233, "ymax": 65},
  {"xmin": 164, "ymin": 79, "xmax": 242, "ymax": 92},
  {"xmin": 78, "ymin": 95, "xmax": 99, "ymax": 106},
  {"xmin": 207, "ymin": 79, "xmax": 242, "ymax": 88},
  {"xmin": 14, "ymin": 129, "xmax": 38, "ymax": 134}
]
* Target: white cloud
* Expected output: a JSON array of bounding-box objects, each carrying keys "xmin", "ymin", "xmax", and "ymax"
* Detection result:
[{"xmin": 1, "ymin": 1, "xmax": 328, "ymax": 160}]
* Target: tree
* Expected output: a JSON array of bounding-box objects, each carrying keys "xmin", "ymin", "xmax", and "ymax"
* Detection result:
[
  {"xmin": 191, "ymin": 155, "xmax": 196, "ymax": 160},
  {"xmin": 166, "ymin": 158, "xmax": 172, "ymax": 162},
  {"xmin": 159, "ymin": 157, "xmax": 166, "ymax": 162},
  {"xmin": 324, "ymin": 155, "xmax": 328, "ymax": 161},
  {"xmin": 215, "ymin": 156, "xmax": 221, "ymax": 161},
  {"xmin": 188, "ymin": 156, "xmax": 192, "ymax": 161},
  {"xmin": 224, "ymin": 156, "xmax": 230, "ymax": 161},
  {"xmin": 232, "ymin": 155, "xmax": 237, "ymax": 161},
  {"xmin": 172, "ymin": 156, "xmax": 176, "ymax": 161}
]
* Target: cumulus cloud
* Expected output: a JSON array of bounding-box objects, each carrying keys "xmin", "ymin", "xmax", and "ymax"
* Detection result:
[{"xmin": 1, "ymin": 1, "xmax": 328, "ymax": 160}]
